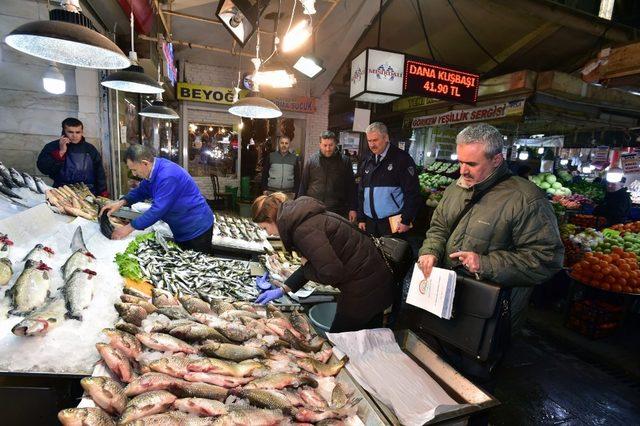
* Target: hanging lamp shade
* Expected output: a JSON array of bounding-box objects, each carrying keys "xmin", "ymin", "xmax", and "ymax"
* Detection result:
[
  {"xmin": 102, "ymin": 65, "xmax": 164, "ymax": 94},
  {"xmin": 139, "ymin": 100, "xmax": 179, "ymax": 120},
  {"xmin": 228, "ymin": 96, "xmax": 282, "ymax": 119},
  {"xmin": 5, "ymin": 8, "xmax": 129, "ymax": 70}
]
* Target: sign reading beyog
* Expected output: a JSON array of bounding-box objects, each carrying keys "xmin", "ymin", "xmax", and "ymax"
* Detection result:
[
  {"xmin": 404, "ymin": 57, "xmax": 480, "ymax": 105},
  {"xmin": 177, "ymin": 83, "xmax": 247, "ymax": 104}
]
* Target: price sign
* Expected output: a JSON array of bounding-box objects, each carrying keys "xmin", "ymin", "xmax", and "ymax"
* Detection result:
[
  {"xmin": 403, "ymin": 57, "xmax": 480, "ymax": 105},
  {"xmin": 621, "ymin": 154, "xmax": 640, "ymax": 173}
]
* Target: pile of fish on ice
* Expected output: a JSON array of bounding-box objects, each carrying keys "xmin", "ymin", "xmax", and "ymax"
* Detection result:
[
  {"xmin": 59, "ymin": 289, "xmax": 359, "ymax": 425},
  {"xmin": 212, "ymin": 213, "xmax": 272, "ymax": 253},
  {"xmin": 0, "ymin": 161, "xmax": 51, "ymax": 209}
]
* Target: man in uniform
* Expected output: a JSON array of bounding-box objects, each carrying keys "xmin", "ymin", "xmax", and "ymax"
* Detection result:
[{"xmin": 357, "ymin": 122, "xmax": 421, "ymax": 237}]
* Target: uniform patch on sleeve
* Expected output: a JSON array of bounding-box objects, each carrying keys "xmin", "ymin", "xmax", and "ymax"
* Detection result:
[{"xmin": 408, "ymin": 166, "xmax": 415, "ymax": 176}]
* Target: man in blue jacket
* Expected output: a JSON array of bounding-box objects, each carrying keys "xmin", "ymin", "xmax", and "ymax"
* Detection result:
[
  {"xmin": 100, "ymin": 145, "xmax": 214, "ymax": 253},
  {"xmin": 358, "ymin": 122, "xmax": 421, "ymax": 237},
  {"xmin": 37, "ymin": 117, "xmax": 108, "ymax": 196}
]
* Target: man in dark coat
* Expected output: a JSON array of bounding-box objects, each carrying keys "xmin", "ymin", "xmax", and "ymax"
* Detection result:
[
  {"xmin": 298, "ymin": 131, "xmax": 357, "ymax": 221},
  {"xmin": 37, "ymin": 117, "xmax": 108, "ymax": 196},
  {"xmin": 252, "ymin": 194, "xmax": 394, "ymax": 332},
  {"xmin": 594, "ymin": 179, "xmax": 632, "ymax": 226}
]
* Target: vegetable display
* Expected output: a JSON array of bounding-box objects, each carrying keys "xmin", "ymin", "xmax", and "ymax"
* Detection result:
[
  {"xmin": 531, "ymin": 173, "xmax": 572, "ymax": 196},
  {"xmin": 115, "ymin": 233, "xmax": 157, "ymax": 281}
]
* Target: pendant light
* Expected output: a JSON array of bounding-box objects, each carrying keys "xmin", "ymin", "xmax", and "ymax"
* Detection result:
[
  {"xmin": 4, "ymin": 0, "xmax": 129, "ymax": 70},
  {"xmin": 43, "ymin": 63, "xmax": 66, "ymax": 94},
  {"xmin": 139, "ymin": 65, "xmax": 179, "ymax": 120},
  {"xmin": 101, "ymin": 11, "xmax": 164, "ymax": 94}
]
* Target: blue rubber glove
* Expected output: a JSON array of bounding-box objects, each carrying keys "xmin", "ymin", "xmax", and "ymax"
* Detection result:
[
  {"xmin": 255, "ymin": 273, "xmax": 272, "ymax": 291},
  {"xmin": 255, "ymin": 288, "xmax": 284, "ymax": 305}
]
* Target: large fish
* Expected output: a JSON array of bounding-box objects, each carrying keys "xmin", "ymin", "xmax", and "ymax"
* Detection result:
[
  {"xmin": 178, "ymin": 295, "xmax": 212, "ymax": 314},
  {"xmin": 11, "ymin": 298, "xmax": 66, "ymax": 336},
  {"xmin": 125, "ymin": 411, "xmax": 206, "ymax": 426},
  {"xmin": 211, "ymin": 408, "xmax": 288, "ymax": 426},
  {"xmin": 148, "ymin": 355, "xmax": 193, "ymax": 379},
  {"xmin": 80, "ymin": 376, "xmax": 127, "ymax": 416},
  {"xmin": 136, "ymin": 332, "xmax": 198, "ymax": 354},
  {"xmin": 121, "ymin": 294, "xmax": 157, "ymax": 313},
  {"xmin": 297, "ymin": 356, "xmax": 348, "ymax": 377},
  {"xmin": 8, "ymin": 260, "xmax": 51, "ymax": 316},
  {"xmin": 22, "ymin": 244, "xmax": 55, "ymax": 263},
  {"xmin": 0, "ymin": 162, "xmax": 15, "ymax": 187},
  {"xmin": 57, "ymin": 407, "xmax": 115, "ymax": 426},
  {"xmin": 34, "ymin": 176, "xmax": 51, "ymax": 194},
  {"xmin": 173, "ymin": 397, "xmax": 228, "ymax": 417},
  {"xmin": 9, "ymin": 167, "xmax": 26, "ymax": 187},
  {"xmin": 152, "ymin": 287, "xmax": 181, "ymax": 308},
  {"xmin": 102, "ymin": 328, "xmax": 142, "ymax": 360},
  {"xmin": 63, "ymin": 268, "xmax": 96, "ymax": 320},
  {"xmin": 200, "ymin": 342, "xmax": 267, "ymax": 362},
  {"xmin": 244, "ymin": 372, "xmax": 317, "ymax": 390},
  {"xmin": 124, "ymin": 372, "xmax": 186, "ymax": 397},
  {"xmin": 187, "ymin": 357, "xmax": 264, "ymax": 378},
  {"xmin": 182, "ymin": 371, "xmax": 255, "ymax": 388},
  {"xmin": 119, "ymin": 390, "xmax": 177, "ymax": 425},
  {"xmin": 0, "ymin": 257, "xmax": 13, "ymax": 286},
  {"xmin": 171, "ymin": 380, "xmax": 228, "ymax": 401},
  {"xmin": 169, "ymin": 322, "xmax": 230, "ymax": 343},
  {"xmin": 0, "ymin": 180, "xmax": 21, "ymax": 199},
  {"xmin": 231, "ymin": 388, "xmax": 294, "ymax": 411},
  {"xmin": 96, "ymin": 343, "xmax": 135, "ymax": 383},
  {"xmin": 115, "ymin": 302, "xmax": 148, "ymax": 326},
  {"xmin": 21, "ymin": 172, "xmax": 38, "ymax": 193},
  {"xmin": 62, "ymin": 227, "xmax": 95, "ymax": 279},
  {"xmin": 215, "ymin": 321, "xmax": 257, "ymax": 343}
]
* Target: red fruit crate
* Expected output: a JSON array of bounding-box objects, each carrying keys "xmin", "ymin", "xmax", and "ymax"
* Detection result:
[{"xmin": 566, "ymin": 300, "xmax": 623, "ymax": 339}]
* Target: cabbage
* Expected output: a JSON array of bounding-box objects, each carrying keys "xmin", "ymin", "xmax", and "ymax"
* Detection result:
[
  {"xmin": 540, "ymin": 182, "xmax": 551, "ymax": 189},
  {"xmin": 552, "ymin": 182, "xmax": 563, "ymax": 189},
  {"xmin": 546, "ymin": 175, "xmax": 557, "ymax": 184}
]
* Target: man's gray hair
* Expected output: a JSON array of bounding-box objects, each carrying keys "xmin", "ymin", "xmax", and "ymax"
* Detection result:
[
  {"xmin": 456, "ymin": 123, "xmax": 504, "ymax": 158},
  {"xmin": 365, "ymin": 122, "xmax": 388, "ymax": 136},
  {"xmin": 125, "ymin": 144, "xmax": 155, "ymax": 163}
]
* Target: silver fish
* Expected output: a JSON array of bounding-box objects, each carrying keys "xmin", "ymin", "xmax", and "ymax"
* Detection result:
[
  {"xmin": 200, "ymin": 342, "xmax": 267, "ymax": 362},
  {"xmin": 119, "ymin": 390, "xmax": 177, "ymax": 425},
  {"xmin": 34, "ymin": 176, "xmax": 51, "ymax": 194},
  {"xmin": 22, "ymin": 244, "xmax": 55, "ymax": 263},
  {"xmin": 9, "ymin": 167, "xmax": 26, "ymax": 187},
  {"xmin": 21, "ymin": 172, "xmax": 38, "ymax": 193},
  {"xmin": 9, "ymin": 260, "xmax": 51, "ymax": 316},
  {"xmin": 58, "ymin": 407, "xmax": 115, "ymax": 426},
  {"xmin": 0, "ymin": 257, "xmax": 13, "ymax": 286},
  {"xmin": 62, "ymin": 250, "xmax": 95, "ymax": 279},
  {"xmin": 80, "ymin": 376, "xmax": 127, "ymax": 415},
  {"xmin": 63, "ymin": 268, "xmax": 96, "ymax": 320},
  {"xmin": 11, "ymin": 298, "xmax": 66, "ymax": 336}
]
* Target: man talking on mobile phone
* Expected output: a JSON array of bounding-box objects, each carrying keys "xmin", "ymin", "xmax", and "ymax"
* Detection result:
[{"xmin": 37, "ymin": 117, "xmax": 108, "ymax": 196}]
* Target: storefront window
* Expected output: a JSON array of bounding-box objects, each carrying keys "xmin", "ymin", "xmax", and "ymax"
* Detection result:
[{"xmin": 188, "ymin": 123, "xmax": 238, "ymax": 180}]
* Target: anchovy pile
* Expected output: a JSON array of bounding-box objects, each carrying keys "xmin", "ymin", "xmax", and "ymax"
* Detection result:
[
  {"xmin": 214, "ymin": 214, "xmax": 266, "ymax": 243},
  {"xmin": 134, "ymin": 239, "xmax": 260, "ymax": 301},
  {"xmin": 59, "ymin": 291, "xmax": 356, "ymax": 425}
]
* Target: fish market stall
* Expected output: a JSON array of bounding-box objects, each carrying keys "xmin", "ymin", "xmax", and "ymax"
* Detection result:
[{"xmin": 212, "ymin": 213, "xmax": 273, "ymax": 256}]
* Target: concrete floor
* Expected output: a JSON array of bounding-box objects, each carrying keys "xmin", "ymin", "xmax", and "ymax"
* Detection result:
[{"xmin": 488, "ymin": 313, "xmax": 640, "ymax": 425}]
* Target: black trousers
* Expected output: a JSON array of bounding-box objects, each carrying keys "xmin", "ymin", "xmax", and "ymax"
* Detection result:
[
  {"xmin": 176, "ymin": 225, "xmax": 213, "ymax": 255},
  {"xmin": 330, "ymin": 309, "xmax": 384, "ymax": 333},
  {"xmin": 364, "ymin": 216, "xmax": 392, "ymax": 238}
]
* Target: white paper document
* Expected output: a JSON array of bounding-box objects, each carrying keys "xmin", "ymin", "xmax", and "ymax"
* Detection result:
[
  {"xmin": 406, "ymin": 264, "xmax": 456, "ymax": 319},
  {"xmin": 326, "ymin": 329, "xmax": 467, "ymax": 426}
]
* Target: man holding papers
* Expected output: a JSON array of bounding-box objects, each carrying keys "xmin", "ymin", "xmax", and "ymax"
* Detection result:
[{"xmin": 417, "ymin": 123, "xmax": 563, "ymax": 333}]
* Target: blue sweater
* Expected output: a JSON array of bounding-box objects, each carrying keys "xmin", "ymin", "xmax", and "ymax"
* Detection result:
[{"xmin": 123, "ymin": 158, "xmax": 213, "ymax": 242}]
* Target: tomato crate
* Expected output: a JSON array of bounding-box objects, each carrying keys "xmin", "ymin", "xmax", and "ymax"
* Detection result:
[{"xmin": 566, "ymin": 299, "xmax": 623, "ymax": 339}]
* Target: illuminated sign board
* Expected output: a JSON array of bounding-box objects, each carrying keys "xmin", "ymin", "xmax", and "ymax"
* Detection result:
[
  {"xmin": 403, "ymin": 57, "xmax": 480, "ymax": 105},
  {"xmin": 177, "ymin": 83, "xmax": 248, "ymax": 104},
  {"xmin": 162, "ymin": 41, "xmax": 178, "ymax": 86}
]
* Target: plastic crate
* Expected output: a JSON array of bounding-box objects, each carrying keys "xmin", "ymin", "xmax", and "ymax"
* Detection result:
[{"xmin": 566, "ymin": 299, "xmax": 623, "ymax": 339}]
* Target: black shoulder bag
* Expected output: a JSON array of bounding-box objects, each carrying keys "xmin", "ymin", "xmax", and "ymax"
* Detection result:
[{"xmin": 402, "ymin": 173, "xmax": 513, "ymax": 368}]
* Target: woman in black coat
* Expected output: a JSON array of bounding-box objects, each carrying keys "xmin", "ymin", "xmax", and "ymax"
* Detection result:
[{"xmin": 252, "ymin": 193, "xmax": 395, "ymax": 332}]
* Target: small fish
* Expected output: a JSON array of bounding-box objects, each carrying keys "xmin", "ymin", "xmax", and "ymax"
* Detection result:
[
  {"xmin": 10, "ymin": 167, "xmax": 26, "ymax": 187},
  {"xmin": 95, "ymin": 343, "xmax": 135, "ymax": 383},
  {"xmin": 172, "ymin": 380, "xmax": 228, "ymax": 401},
  {"xmin": 173, "ymin": 397, "xmax": 228, "ymax": 417},
  {"xmin": 124, "ymin": 372, "xmax": 186, "ymax": 397},
  {"xmin": 11, "ymin": 298, "xmax": 66, "ymax": 336},
  {"xmin": 244, "ymin": 373, "xmax": 318, "ymax": 390},
  {"xmin": 183, "ymin": 371, "xmax": 255, "ymax": 388},
  {"xmin": 115, "ymin": 302, "xmax": 148, "ymax": 326},
  {"xmin": 200, "ymin": 342, "xmax": 266, "ymax": 362},
  {"xmin": 119, "ymin": 390, "xmax": 177, "ymax": 425},
  {"xmin": 22, "ymin": 244, "xmax": 55, "ymax": 263},
  {"xmin": 179, "ymin": 294, "xmax": 212, "ymax": 314},
  {"xmin": 0, "ymin": 257, "xmax": 13, "ymax": 286},
  {"xmin": 103, "ymin": 328, "xmax": 142, "ymax": 360},
  {"xmin": 57, "ymin": 407, "xmax": 115, "ymax": 426},
  {"xmin": 148, "ymin": 355, "xmax": 193, "ymax": 379},
  {"xmin": 136, "ymin": 332, "xmax": 197, "ymax": 354},
  {"xmin": 22, "ymin": 172, "xmax": 38, "ymax": 193},
  {"xmin": 34, "ymin": 176, "xmax": 51, "ymax": 194},
  {"xmin": 169, "ymin": 322, "xmax": 230, "ymax": 343},
  {"xmin": 187, "ymin": 358, "xmax": 264, "ymax": 378},
  {"xmin": 63, "ymin": 268, "xmax": 96, "ymax": 321},
  {"xmin": 80, "ymin": 376, "xmax": 127, "ymax": 415},
  {"xmin": 297, "ymin": 357, "xmax": 348, "ymax": 377},
  {"xmin": 9, "ymin": 260, "xmax": 51, "ymax": 316},
  {"xmin": 211, "ymin": 408, "xmax": 288, "ymax": 426},
  {"xmin": 231, "ymin": 388, "xmax": 294, "ymax": 411}
]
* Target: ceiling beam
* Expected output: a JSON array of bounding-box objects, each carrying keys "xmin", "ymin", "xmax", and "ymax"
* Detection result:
[
  {"xmin": 139, "ymin": 34, "xmax": 255, "ymax": 58},
  {"xmin": 162, "ymin": 9, "xmax": 276, "ymax": 35}
]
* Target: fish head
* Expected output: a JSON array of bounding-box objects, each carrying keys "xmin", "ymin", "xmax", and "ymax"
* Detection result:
[
  {"xmin": 12, "ymin": 318, "xmax": 48, "ymax": 336},
  {"xmin": 0, "ymin": 257, "xmax": 12, "ymax": 267},
  {"xmin": 58, "ymin": 408, "xmax": 89, "ymax": 424}
]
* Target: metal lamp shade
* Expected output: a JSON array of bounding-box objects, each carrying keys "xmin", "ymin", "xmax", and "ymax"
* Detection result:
[
  {"xmin": 228, "ymin": 96, "xmax": 282, "ymax": 119},
  {"xmin": 101, "ymin": 65, "xmax": 164, "ymax": 94},
  {"xmin": 139, "ymin": 100, "xmax": 179, "ymax": 120},
  {"xmin": 5, "ymin": 10, "xmax": 129, "ymax": 69}
]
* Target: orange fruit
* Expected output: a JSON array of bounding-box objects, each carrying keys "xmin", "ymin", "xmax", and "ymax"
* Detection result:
[{"xmin": 612, "ymin": 284, "xmax": 622, "ymax": 292}]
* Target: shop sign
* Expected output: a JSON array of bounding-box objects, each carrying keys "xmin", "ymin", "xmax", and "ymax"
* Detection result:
[
  {"xmin": 621, "ymin": 153, "xmax": 640, "ymax": 173},
  {"xmin": 270, "ymin": 96, "xmax": 316, "ymax": 114},
  {"xmin": 411, "ymin": 98, "xmax": 526, "ymax": 129},
  {"xmin": 404, "ymin": 57, "xmax": 480, "ymax": 105},
  {"xmin": 592, "ymin": 146, "xmax": 609, "ymax": 163},
  {"xmin": 393, "ymin": 96, "xmax": 441, "ymax": 112},
  {"xmin": 350, "ymin": 48, "xmax": 405, "ymax": 104},
  {"xmin": 162, "ymin": 41, "xmax": 178, "ymax": 86},
  {"xmin": 177, "ymin": 83, "xmax": 247, "ymax": 104}
]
